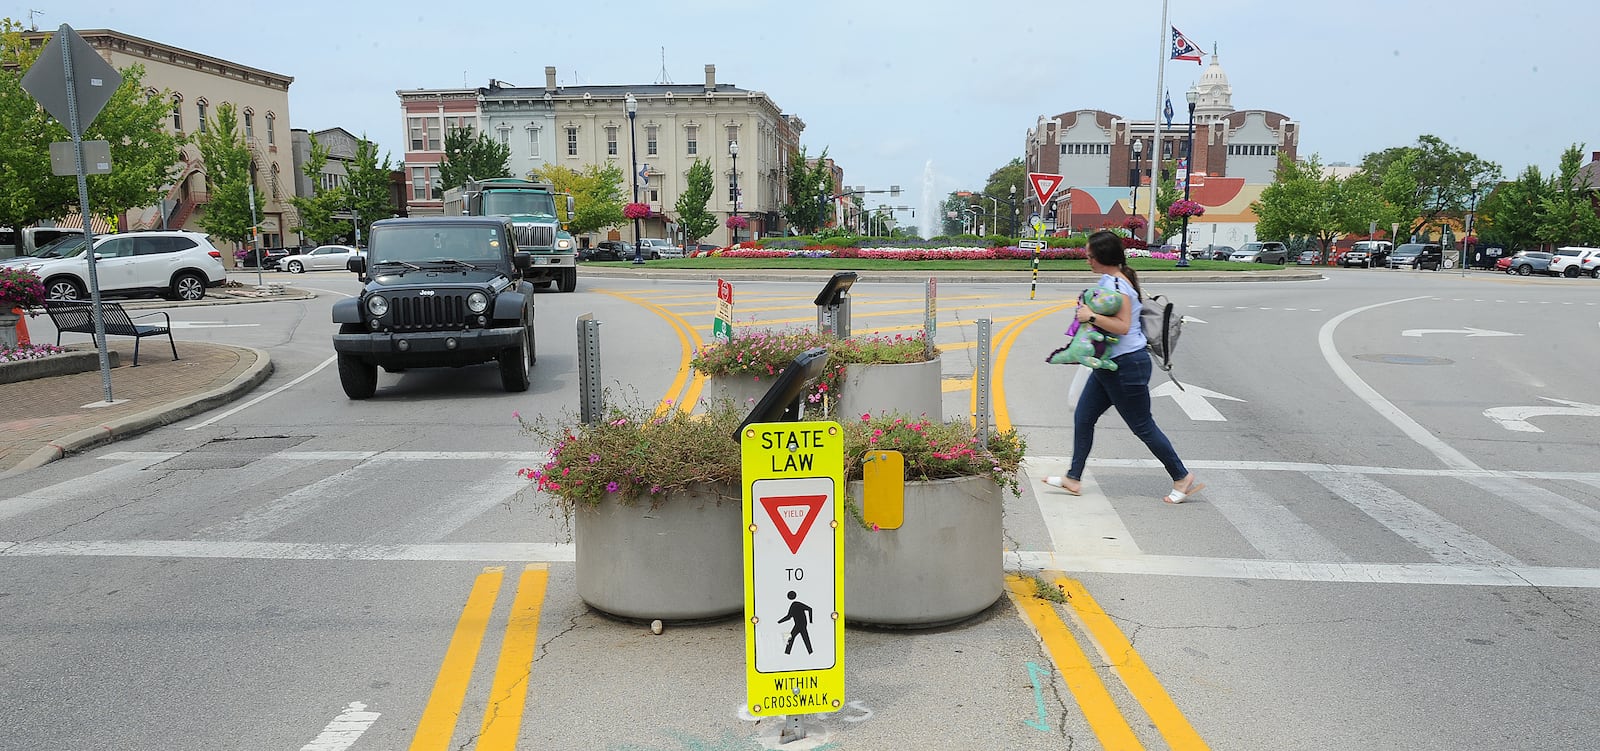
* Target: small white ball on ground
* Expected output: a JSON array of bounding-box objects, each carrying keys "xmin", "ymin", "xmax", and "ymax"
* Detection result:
[{"xmin": 650, "ymin": 619, "xmax": 663, "ymax": 635}]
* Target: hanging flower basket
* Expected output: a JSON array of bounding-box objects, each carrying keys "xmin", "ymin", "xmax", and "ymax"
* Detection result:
[
  {"xmin": 0, "ymin": 267, "xmax": 47, "ymax": 309},
  {"xmin": 1167, "ymin": 200, "xmax": 1205, "ymax": 219},
  {"xmin": 1122, "ymin": 215, "xmax": 1147, "ymax": 231},
  {"xmin": 725, "ymin": 215, "xmax": 748, "ymax": 230},
  {"xmin": 623, "ymin": 202, "xmax": 652, "ymax": 220}
]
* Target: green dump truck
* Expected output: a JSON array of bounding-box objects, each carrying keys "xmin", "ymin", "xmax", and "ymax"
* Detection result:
[{"xmin": 442, "ymin": 178, "xmax": 577, "ymax": 292}]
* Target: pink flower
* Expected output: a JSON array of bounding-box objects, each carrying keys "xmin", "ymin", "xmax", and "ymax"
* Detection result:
[
  {"xmin": 605, "ymin": 481, "xmax": 620, "ymax": 493},
  {"xmin": 511, "ymin": 410, "xmax": 520, "ymax": 420}
]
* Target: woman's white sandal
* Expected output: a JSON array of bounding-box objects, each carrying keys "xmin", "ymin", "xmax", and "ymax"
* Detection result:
[
  {"xmin": 1041, "ymin": 476, "xmax": 1081, "ymax": 496},
  {"xmin": 1163, "ymin": 478, "xmax": 1204, "ymax": 504}
]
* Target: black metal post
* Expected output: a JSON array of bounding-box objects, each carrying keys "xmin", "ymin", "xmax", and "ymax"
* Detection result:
[
  {"xmin": 627, "ymin": 95, "xmax": 643, "ymax": 264},
  {"xmin": 1177, "ymin": 99, "xmax": 1197, "ymax": 267},
  {"xmin": 730, "ymin": 142, "xmax": 739, "ymax": 244}
]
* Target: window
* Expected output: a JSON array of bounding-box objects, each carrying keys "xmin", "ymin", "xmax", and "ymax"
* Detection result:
[
  {"xmin": 1060, "ymin": 143, "xmax": 1109, "ymax": 155},
  {"xmin": 606, "ymin": 126, "xmax": 618, "ymax": 156},
  {"xmin": 265, "ymin": 113, "xmax": 276, "ymax": 145},
  {"xmin": 646, "ymin": 125, "xmax": 658, "ymax": 156},
  {"xmin": 426, "ymin": 119, "xmax": 442, "ymax": 151},
  {"xmin": 409, "ymin": 117, "xmax": 425, "ymax": 151},
  {"xmin": 527, "ymin": 126, "xmax": 540, "ymax": 157},
  {"xmin": 171, "ymin": 97, "xmax": 182, "ymax": 130},
  {"xmin": 497, "ymin": 127, "xmax": 509, "ymax": 145},
  {"xmin": 685, "ymin": 125, "xmax": 698, "ymax": 155},
  {"xmin": 444, "ymin": 116, "xmax": 472, "ymax": 134},
  {"xmin": 270, "ymin": 163, "xmax": 281, "ymax": 199},
  {"xmin": 196, "ymin": 100, "xmax": 207, "ymax": 132},
  {"xmin": 244, "ymin": 110, "xmax": 254, "ymax": 138},
  {"xmin": 566, "ymin": 126, "xmax": 578, "ymax": 156},
  {"xmin": 410, "ymin": 166, "xmax": 432, "ymax": 200}
]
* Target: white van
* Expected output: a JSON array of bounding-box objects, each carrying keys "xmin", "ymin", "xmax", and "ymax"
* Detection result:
[{"xmin": 0, "ymin": 226, "xmax": 84, "ymax": 260}]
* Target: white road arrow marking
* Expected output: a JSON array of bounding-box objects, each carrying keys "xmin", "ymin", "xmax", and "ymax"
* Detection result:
[
  {"xmin": 1484, "ymin": 397, "xmax": 1600, "ymax": 433},
  {"xmin": 1150, "ymin": 381, "xmax": 1245, "ymax": 422},
  {"xmin": 1180, "ymin": 315, "xmax": 1206, "ymax": 324},
  {"xmin": 1401, "ymin": 327, "xmax": 1519, "ymax": 338},
  {"xmin": 170, "ymin": 321, "xmax": 261, "ymax": 329},
  {"xmin": 299, "ymin": 701, "xmax": 380, "ymax": 751}
]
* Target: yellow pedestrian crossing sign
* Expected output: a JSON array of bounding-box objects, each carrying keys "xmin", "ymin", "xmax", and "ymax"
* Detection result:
[{"xmin": 740, "ymin": 421, "xmax": 845, "ymax": 716}]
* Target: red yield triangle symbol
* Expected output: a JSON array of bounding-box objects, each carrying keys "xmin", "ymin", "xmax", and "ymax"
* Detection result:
[
  {"xmin": 1028, "ymin": 172, "xmax": 1064, "ymax": 207},
  {"xmin": 760, "ymin": 494, "xmax": 827, "ymax": 555}
]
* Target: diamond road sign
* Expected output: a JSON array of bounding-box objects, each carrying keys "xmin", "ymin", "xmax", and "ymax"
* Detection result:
[{"xmin": 20, "ymin": 24, "xmax": 123, "ymax": 135}]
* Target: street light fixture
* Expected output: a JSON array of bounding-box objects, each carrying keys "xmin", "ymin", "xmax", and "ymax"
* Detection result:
[
  {"xmin": 1131, "ymin": 138, "xmax": 1143, "ymax": 231},
  {"xmin": 625, "ymin": 93, "xmax": 643, "ymax": 265},
  {"xmin": 1176, "ymin": 88, "xmax": 1199, "ymax": 268},
  {"xmin": 1009, "ymin": 184, "xmax": 1018, "ymax": 237},
  {"xmin": 729, "ymin": 140, "xmax": 740, "ymax": 243}
]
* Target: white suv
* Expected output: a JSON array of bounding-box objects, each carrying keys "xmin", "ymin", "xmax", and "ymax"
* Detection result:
[
  {"xmin": 17, "ymin": 231, "xmax": 228, "ymax": 301},
  {"xmin": 638, "ymin": 238, "xmax": 682, "ymax": 259},
  {"xmin": 1548, "ymin": 246, "xmax": 1600, "ymax": 278}
]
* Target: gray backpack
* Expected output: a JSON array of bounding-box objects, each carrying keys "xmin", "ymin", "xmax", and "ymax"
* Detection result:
[{"xmin": 1140, "ymin": 292, "xmax": 1183, "ymax": 388}]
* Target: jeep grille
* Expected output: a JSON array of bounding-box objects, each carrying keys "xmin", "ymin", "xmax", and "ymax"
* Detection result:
[
  {"xmin": 391, "ymin": 293, "xmax": 466, "ymax": 330},
  {"xmin": 513, "ymin": 225, "xmax": 554, "ymax": 249}
]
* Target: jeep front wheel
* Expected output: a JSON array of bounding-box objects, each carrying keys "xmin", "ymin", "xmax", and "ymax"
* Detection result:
[
  {"xmin": 498, "ymin": 324, "xmax": 532, "ymax": 392},
  {"xmin": 338, "ymin": 353, "xmax": 378, "ymax": 399}
]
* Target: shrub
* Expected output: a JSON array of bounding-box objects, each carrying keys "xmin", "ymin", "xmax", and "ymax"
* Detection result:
[
  {"xmin": 691, "ymin": 329, "xmax": 935, "ymax": 407},
  {"xmin": 841, "ymin": 415, "xmax": 1026, "ymax": 497}
]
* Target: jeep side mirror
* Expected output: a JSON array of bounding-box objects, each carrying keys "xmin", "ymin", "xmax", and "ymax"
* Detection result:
[
  {"xmin": 513, "ymin": 251, "xmax": 531, "ymax": 271},
  {"xmin": 347, "ymin": 257, "xmax": 366, "ymax": 274}
]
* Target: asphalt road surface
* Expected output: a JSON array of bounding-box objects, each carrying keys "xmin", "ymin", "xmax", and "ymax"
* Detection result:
[{"xmin": 3, "ymin": 267, "xmax": 1597, "ymax": 750}]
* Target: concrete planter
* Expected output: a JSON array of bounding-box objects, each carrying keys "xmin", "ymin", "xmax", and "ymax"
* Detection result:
[
  {"xmin": 701, "ymin": 374, "xmax": 776, "ymax": 411},
  {"xmin": 574, "ymin": 485, "xmax": 743, "ymax": 622},
  {"xmin": 845, "ymin": 475, "xmax": 1003, "ymax": 627},
  {"xmin": 0, "ymin": 312, "xmax": 18, "ymax": 349},
  {"xmin": 837, "ymin": 358, "xmax": 942, "ymax": 422}
]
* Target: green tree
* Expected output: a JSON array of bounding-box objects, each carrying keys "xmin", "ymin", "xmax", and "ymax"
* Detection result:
[
  {"xmin": 1358, "ymin": 134, "xmax": 1501, "ymax": 239},
  {"xmin": 1537, "ymin": 143, "xmax": 1600, "ymax": 247},
  {"xmin": 436, "ymin": 127, "xmax": 511, "ymax": 194},
  {"xmin": 195, "ymin": 102, "xmax": 261, "ymax": 245},
  {"xmin": 982, "ymin": 158, "xmax": 1026, "ymax": 235},
  {"xmin": 287, "ymin": 133, "xmax": 348, "ymax": 244},
  {"xmin": 1153, "ymin": 160, "xmax": 1182, "ymax": 242},
  {"xmin": 533, "ymin": 162, "xmax": 625, "ymax": 236},
  {"xmin": 781, "ymin": 146, "xmax": 833, "ymax": 234},
  {"xmin": 0, "ymin": 18, "xmax": 184, "ymax": 231},
  {"xmin": 940, "ymin": 193, "xmax": 968, "ymax": 236},
  {"xmin": 1254, "ymin": 154, "xmax": 1387, "ymax": 257},
  {"xmin": 345, "ymin": 135, "xmax": 395, "ymax": 241},
  {"xmin": 674, "ymin": 159, "xmax": 717, "ymax": 245},
  {"xmin": 1478, "ymin": 166, "xmax": 1546, "ymax": 251}
]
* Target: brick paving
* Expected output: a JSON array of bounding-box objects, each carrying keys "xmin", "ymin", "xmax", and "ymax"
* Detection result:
[{"xmin": 0, "ymin": 342, "xmax": 257, "ymax": 473}]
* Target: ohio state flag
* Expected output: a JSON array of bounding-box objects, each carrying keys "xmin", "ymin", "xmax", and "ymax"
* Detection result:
[{"xmin": 1171, "ymin": 27, "xmax": 1203, "ymax": 64}]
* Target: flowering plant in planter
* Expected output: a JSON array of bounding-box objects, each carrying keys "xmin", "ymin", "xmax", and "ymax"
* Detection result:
[
  {"xmin": 842, "ymin": 414, "xmax": 1027, "ymax": 499},
  {"xmin": 1123, "ymin": 215, "xmax": 1147, "ymax": 231},
  {"xmin": 1166, "ymin": 199, "xmax": 1205, "ymax": 219},
  {"xmin": 518, "ymin": 399, "xmax": 746, "ymax": 512},
  {"xmin": 623, "ymin": 202, "xmax": 652, "ymax": 220},
  {"xmin": 0, "ymin": 267, "xmax": 47, "ymax": 309},
  {"xmin": 690, "ymin": 329, "xmax": 936, "ymax": 406},
  {"xmin": 725, "ymin": 215, "xmax": 748, "ymax": 230}
]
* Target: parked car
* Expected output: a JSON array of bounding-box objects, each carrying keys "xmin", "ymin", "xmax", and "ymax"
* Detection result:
[
  {"xmin": 14, "ymin": 230, "xmax": 227, "ymax": 301},
  {"xmin": 639, "ymin": 238, "xmax": 682, "ymax": 259},
  {"xmin": 1229, "ymin": 241, "xmax": 1289, "ymax": 264},
  {"xmin": 582, "ymin": 241, "xmax": 632, "ymax": 262},
  {"xmin": 279, "ymin": 244, "xmax": 364, "ymax": 273},
  {"xmin": 1342, "ymin": 240, "xmax": 1392, "ymax": 268},
  {"xmin": 1296, "ymin": 250, "xmax": 1321, "ymax": 265},
  {"xmin": 1504, "ymin": 251, "xmax": 1553, "ymax": 276},
  {"xmin": 1548, "ymin": 246, "xmax": 1600, "ymax": 278},
  {"xmin": 240, "ymin": 246, "xmax": 299, "ymax": 269},
  {"xmin": 22, "ymin": 233, "xmax": 89, "ymax": 260},
  {"xmin": 0, "ymin": 226, "xmax": 82, "ymax": 260},
  {"xmin": 1387, "ymin": 243, "xmax": 1444, "ymax": 270},
  {"xmin": 1201, "ymin": 245, "xmax": 1235, "ymax": 260}
]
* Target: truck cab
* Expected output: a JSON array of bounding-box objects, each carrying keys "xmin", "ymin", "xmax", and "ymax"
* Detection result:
[{"xmin": 442, "ymin": 178, "xmax": 578, "ymax": 292}]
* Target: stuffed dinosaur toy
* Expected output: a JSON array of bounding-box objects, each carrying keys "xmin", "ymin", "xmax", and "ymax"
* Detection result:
[{"xmin": 1045, "ymin": 287, "xmax": 1123, "ymax": 370}]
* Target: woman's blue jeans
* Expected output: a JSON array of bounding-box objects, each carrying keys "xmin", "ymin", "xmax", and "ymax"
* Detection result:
[{"xmin": 1068, "ymin": 348, "xmax": 1188, "ymax": 482}]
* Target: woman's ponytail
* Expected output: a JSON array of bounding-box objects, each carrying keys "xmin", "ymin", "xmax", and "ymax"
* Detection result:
[{"xmin": 1121, "ymin": 263, "xmax": 1142, "ymax": 298}]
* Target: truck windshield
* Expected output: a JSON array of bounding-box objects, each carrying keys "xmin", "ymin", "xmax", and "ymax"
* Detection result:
[
  {"xmin": 371, "ymin": 225, "xmax": 506, "ymax": 266},
  {"xmin": 482, "ymin": 191, "xmax": 557, "ymax": 220}
]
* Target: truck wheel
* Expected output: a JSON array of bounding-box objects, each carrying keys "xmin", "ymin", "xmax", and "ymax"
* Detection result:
[
  {"xmin": 557, "ymin": 268, "xmax": 577, "ymax": 293},
  {"xmin": 338, "ymin": 353, "xmax": 377, "ymax": 399},
  {"xmin": 498, "ymin": 323, "xmax": 532, "ymax": 392}
]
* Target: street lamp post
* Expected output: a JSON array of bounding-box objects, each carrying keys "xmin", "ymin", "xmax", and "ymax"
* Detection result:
[
  {"xmin": 729, "ymin": 140, "xmax": 740, "ymax": 243},
  {"xmin": 1176, "ymin": 88, "xmax": 1199, "ymax": 268},
  {"xmin": 1009, "ymin": 184, "xmax": 1018, "ymax": 237},
  {"xmin": 1131, "ymin": 139, "xmax": 1143, "ymax": 231},
  {"xmin": 1064, "ymin": 191, "xmax": 1073, "ymax": 235},
  {"xmin": 625, "ymin": 93, "xmax": 643, "ymax": 264}
]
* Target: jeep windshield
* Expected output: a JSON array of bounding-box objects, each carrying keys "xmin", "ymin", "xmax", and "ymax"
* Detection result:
[
  {"xmin": 482, "ymin": 191, "xmax": 557, "ymax": 221},
  {"xmin": 370, "ymin": 225, "xmax": 506, "ymax": 267}
]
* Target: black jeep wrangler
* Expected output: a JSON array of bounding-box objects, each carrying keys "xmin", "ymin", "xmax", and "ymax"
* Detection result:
[{"xmin": 331, "ymin": 216, "xmax": 536, "ymax": 399}]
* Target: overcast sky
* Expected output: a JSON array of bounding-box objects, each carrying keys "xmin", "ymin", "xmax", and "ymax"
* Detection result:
[{"xmin": 21, "ymin": 0, "xmax": 1595, "ymax": 204}]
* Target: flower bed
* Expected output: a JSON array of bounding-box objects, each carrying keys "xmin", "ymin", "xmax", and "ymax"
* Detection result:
[
  {"xmin": 690, "ymin": 330, "xmax": 934, "ymax": 408},
  {"xmin": 0, "ymin": 343, "xmax": 67, "ymax": 363}
]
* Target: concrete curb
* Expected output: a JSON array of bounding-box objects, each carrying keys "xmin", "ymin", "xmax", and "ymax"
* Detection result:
[
  {"xmin": 0, "ymin": 345, "xmax": 274, "ymax": 477},
  {"xmin": 111, "ymin": 289, "xmax": 317, "ymax": 310},
  {"xmin": 575, "ymin": 267, "xmax": 1324, "ymax": 285},
  {"xmin": 0, "ymin": 348, "xmax": 120, "ymax": 384}
]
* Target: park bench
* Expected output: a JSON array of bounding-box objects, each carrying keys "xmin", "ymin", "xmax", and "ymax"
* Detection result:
[{"xmin": 43, "ymin": 300, "xmax": 178, "ymax": 366}]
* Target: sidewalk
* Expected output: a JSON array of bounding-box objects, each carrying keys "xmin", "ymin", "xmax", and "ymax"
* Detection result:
[{"xmin": 0, "ymin": 341, "xmax": 272, "ymax": 476}]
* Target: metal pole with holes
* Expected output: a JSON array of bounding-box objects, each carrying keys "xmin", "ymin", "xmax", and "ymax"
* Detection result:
[
  {"xmin": 576, "ymin": 314, "xmax": 603, "ymax": 423},
  {"xmin": 975, "ymin": 318, "xmax": 992, "ymax": 444}
]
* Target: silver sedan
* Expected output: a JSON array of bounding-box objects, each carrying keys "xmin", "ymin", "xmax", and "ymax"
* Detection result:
[{"xmin": 278, "ymin": 245, "xmax": 363, "ymax": 273}]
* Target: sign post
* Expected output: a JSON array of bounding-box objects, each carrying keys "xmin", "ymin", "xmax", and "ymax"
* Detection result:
[
  {"xmin": 713, "ymin": 278, "xmax": 734, "ymax": 342},
  {"xmin": 741, "ymin": 420, "xmax": 845, "ymax": 738},
  {"xmin": 923, "ymin": 278, "xmax": 937, "ymax": 360},
  {"xmin": 1025, "ymin": 173, "xmax": 1062, "ymax": 301},
  {"xmin": 21, "ymin": 24, "xmax": 123, "ymax": 404}
]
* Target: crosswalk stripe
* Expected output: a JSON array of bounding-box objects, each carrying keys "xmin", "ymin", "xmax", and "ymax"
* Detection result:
[
  {"xmin": 0, "ymin": 452, "xmax": 179, "ymax": 522},
  {"xmin": 376, "ymin": 461, "xmax": 531, "ymax": 544},
  {"xmin": 197, "ymin": 456, "xmax": 399, "ymax": 541},
  {"xmin": 1462, "ymin": 475, "xmax": 1600, "ymax": 546},
  {"xmin": 1204, "ymin": 470, "xmax": 1349, "ymax": 561},
  {"xmin": 1306, "ymin": 472, "xmax": 1518, "ymax": 566},
  {"xmin": 1026, "ymin": 465, "xmax": 1141, "ymax": 557}
]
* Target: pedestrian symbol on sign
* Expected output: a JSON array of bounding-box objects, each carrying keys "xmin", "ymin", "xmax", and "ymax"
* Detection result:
[{"xmin": 780, "ymin": 591, "xmax": 814, "ymax": 655}]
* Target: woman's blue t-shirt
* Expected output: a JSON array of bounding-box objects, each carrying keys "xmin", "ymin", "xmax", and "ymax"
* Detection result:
[{"xmin": 1098, "ymin": 274, "xmax": 1146, "ymax": 359}]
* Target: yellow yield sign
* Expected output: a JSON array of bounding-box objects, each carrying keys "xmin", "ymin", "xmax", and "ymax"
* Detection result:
[{"xmin": 740, "ymin": 421, "xmax": 845, "ymax": 717}]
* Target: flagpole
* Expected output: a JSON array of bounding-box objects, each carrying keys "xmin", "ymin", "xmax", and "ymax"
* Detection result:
[{"xmin": 1148, "ymin": 0, "xmax": 1170, "ymax": 247}]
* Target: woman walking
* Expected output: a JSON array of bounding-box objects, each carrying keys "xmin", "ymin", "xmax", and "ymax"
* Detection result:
[{"xmin": 1043, "ymin": 231, "xmax": 1203, "ymax": 503}]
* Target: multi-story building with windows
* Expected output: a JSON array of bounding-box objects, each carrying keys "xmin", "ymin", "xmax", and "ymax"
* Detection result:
[
  {"xmin": 1022, "ymin": 53, "xmax": 1298, "ymax": 244},
  {"xmin": 399, "ymin": 65, "xmax": 807, "ymax": 246},
  {"xmin": 27, "ymin": 29, "xmax": 300, "ymax": 253}
]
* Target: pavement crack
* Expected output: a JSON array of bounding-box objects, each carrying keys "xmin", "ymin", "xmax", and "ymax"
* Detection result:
[
  {"xmin": 21, "ymin": 471, "xmax": 177, "ymax": 543},
  {"xmin": 534, "ymin": 612, "xmax": 582, "ymax": 664},
  {"xmin": 1502, "ymin": 568, "xmax": 1591, "ymax": 625}
]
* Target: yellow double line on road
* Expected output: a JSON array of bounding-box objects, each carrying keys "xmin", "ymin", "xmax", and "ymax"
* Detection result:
[
  {"xmin": 599, "ymin": 289, "xmax": 708, "ymax": 414},
  {"xmin": 410, "ymin": 564, "xmax": 551, "ymax": 751},
  {"xmin": 1008, "ymin": 573, "xmax": 1209, "ymax": 750},
  {"xmin": 977, "ymin": 299, "xmax": 1076, "ymax": 433}
]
